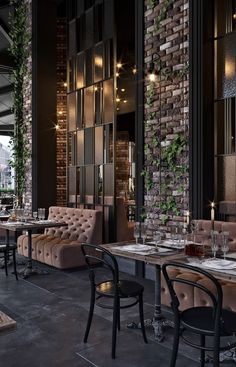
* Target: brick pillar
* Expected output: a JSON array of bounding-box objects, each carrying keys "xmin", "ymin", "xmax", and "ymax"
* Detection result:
[{"xmin": 144, "ymin": 0, "xmax": 189, "ymax": 230}]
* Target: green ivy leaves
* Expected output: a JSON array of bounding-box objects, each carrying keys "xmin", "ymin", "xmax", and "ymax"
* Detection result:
[{"xmin": 9, "ymin": 0, "xmax": 31, "ymax": 198}]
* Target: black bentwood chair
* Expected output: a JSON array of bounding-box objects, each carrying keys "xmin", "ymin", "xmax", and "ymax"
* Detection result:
[
  {"xmin": 81, "ymin": 243, "xmax": 147, "ymax": 359},
  {"xmin": 0, "ymin": 243, "xmax": 18, "ymax": 280},
  {"xmin": 162, "ymin": 262, "xmax": 236, "ymax": 367}
]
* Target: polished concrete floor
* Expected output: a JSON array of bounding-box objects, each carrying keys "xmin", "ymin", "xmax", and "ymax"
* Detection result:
[{"xmin": 0, "ymin": 258, "xmax": 234, "ymax": 367}]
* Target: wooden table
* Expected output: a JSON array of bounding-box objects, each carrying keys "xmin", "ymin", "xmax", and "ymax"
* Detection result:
[
  {"xmin": 102, "ymin": 242, "xmax": 185, "ymax": 341},
  {"xmin": 0, "ymin": 220, "xmax": 68, "ymax": 278}
]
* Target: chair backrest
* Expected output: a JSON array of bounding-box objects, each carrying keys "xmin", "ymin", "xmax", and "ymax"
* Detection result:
[
  {"xmin": 162, "ymin": 262, "xmax": 223, "ymax": 332},
  {"xmin": 45, "ymin": 206, "xmax": 102, "ymax": 243},
  {"xmin": 81, "ymin": 243, "xmax": 120, "ymax": 287}
]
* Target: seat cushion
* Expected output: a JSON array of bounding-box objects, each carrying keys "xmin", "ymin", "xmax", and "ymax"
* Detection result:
[
  {"xmin": 181, "ymin": 307, "xmax": 236, "ymax": 336},
  {"xmin": 96, "ymin": 280, "xmax": 144, "ymax": 298}
]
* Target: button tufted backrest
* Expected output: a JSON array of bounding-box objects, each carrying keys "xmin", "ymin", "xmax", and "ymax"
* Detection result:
[{"xmin": 44, "ymin": 207, "xmax": 102, "ymax": 244}]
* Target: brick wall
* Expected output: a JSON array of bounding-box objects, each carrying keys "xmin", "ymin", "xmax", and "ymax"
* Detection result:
[
  {"xmin": 144, "ymin": 0, "xmax": 189, "ymax": 230},
  {"xmin": 56, "ymin": 18, "xmax": 67, "ymax": 206},
  {"xmin": 23, "ymin": 0, "xmax": 32, "ymax": 210}
]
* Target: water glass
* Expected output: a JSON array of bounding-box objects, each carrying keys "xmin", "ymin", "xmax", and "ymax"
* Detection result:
[
  {"xmin": 134, "ymin": 222, "xmax": 140, "ymax": 245},
  {"xmin": 171, "ymin": 226, "xmax": 179, "ymax": 244},
  {"xmin": 153, "ymin": 231, "xmax": 162, "ymax": 249},
  {"xmin": 33, "ymin": 211, "xmax": 38, "ymax": 220},
  {"xmin": 141, "ymin": 223, "xmax": 147, "ymax": 244},
  {"xmin": 211, "ymin": 230, "xmax": 219, "ymax": 258},
  {"xmin": 221, "ymin": 231, "xmax": 229, "ymax": 259},
  {"xmin": 38, "ymin": 208, "xmax": 46, "ymax": 220}
]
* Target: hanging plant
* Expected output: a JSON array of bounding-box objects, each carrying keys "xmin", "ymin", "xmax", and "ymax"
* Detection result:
[{"xmin": 8, "ymin": 0, "xmax": 31, "ymax": 202}]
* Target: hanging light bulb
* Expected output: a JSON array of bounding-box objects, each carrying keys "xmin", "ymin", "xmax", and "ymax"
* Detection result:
[
  {"xmin": 132, "ymin": 67, "xmax": 137, "ymax": 74},
  {"xmin": 117, "ymin": 62, "xmax": 122, "ymax": 69}
]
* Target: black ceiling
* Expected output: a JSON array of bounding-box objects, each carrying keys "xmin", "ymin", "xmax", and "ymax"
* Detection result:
[{"xmin": 0, "ymin": 0, "xmax": 14, "ymax": 132}]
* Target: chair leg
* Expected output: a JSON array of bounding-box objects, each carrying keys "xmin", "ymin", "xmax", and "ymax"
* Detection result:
[
  {"xmin": 12, "ymin": 250, "xmax": 18, "ymax": 281},
  {"xmin": 84, "ymin": 287, "xmax": 95, "ymax": 343},
  {"xmin": 200, "ymin": 335, "xmax": 205, "ymax": 367},
  {"xmin": 170, "ymin": 319, "xmax": 180, "ymax": 367},
  {"xmin": 117, "ymin": 297, "xmax": 120, "ymax": 331},
  {"xmin": 213, "ymin": 335, "xmax": 220, "ymax": 367},
  {"xmin": 138, "ymin": 293, "xmax": 148, "ymax": 343},
  {"xmin": 112, "ymin": 295, "xmax": 118, "ymax": 359},
  {"xmin": 4, "ymin": 250, "xmax": 8, "ymax": 276}
]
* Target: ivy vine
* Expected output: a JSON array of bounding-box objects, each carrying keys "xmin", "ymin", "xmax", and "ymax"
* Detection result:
[{"xmin": 9, "ymin": 0, "xmax": 31, "ymax": 201}]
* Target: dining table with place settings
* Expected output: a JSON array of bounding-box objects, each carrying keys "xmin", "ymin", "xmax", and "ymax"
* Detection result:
[
  {"xmin": 0, "ymin": 219, "xmax": 68, "ymax": 278},
  {"xmin": 103, "ymin": 237, "xmax": 236, "ymax": 345},
  {"xmin": 102, "ymin": 240, "xmax": 185, "ymax": 342}
]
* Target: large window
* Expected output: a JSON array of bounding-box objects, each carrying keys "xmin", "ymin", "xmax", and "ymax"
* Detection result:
[{"xmin": 0, "ymin": 135, "xmax": 14, "ymax": 191}]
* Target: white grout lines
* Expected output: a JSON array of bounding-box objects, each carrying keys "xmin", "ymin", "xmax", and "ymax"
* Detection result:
[{"xmin": 75, "ymin": 352, "xmax": 99, "ymax": 367}]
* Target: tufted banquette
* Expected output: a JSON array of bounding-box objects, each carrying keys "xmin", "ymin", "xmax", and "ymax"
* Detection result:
[
  {"xmin": 17, "ymin": 206, "xmax": 102, "ymax": 269},
  {"xmin": 161, "ymin": 220, "xmax": 236, "ymax": 311}
]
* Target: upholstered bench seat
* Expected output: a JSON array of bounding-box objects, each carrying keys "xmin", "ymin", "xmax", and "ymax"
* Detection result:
[
  {"xmin": 161, "ymin": 220, "xmax": 236, "ymax": 311},
  {"xmin": 17, "ymin": 206, "xmax": 102, "ymax": 269}
]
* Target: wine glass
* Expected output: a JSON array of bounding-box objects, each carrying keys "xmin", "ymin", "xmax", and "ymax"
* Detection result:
[
  {"xmin": 221, "ymin": 231, "xmax": 229, "ymax": 260},
  {"xmin": 191, "ymin": 220, "xmax": 199, "ymax": 242},
  {"xmin": 154, "ymin": 231, "xmax": 162, "ymax": 249},
  {"xmin": 134, "ymin": 222, "xmax": 140, "ymax": 245},
  {"xmin": 211, "ymin": 230, "xmax": 219, "ymax": 259},
  {"xmin": 171, "ymin": 226, "xmax": 178, "ymax": 245},
  {"xmin": 141, "ymin": 223, "xmax": 147, "ymax": 244},
  {"xmin": 33, "ymin": 211, "xmax": 38, "ymax": 220}
]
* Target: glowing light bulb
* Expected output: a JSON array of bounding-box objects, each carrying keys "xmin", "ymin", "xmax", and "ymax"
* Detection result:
[
  {"xmin": 63, "ymin": 82, "xmax": 67, "ymax": 87},
  {"xmin": 117, "ymin": 62, "xmax": 122, "ymax": 69},
  {"xmin": 121, "ymin": 88, "xmax": 125, "ymax": 92},
  {"xmin": 149, "ymin": 72, "xmax": 156, "ymax": 82}
]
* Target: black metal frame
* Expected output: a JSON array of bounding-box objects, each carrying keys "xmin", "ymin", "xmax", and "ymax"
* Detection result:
[{"xmin": 189, "ymin": 0, "xmax": 214, "ymax": 219}]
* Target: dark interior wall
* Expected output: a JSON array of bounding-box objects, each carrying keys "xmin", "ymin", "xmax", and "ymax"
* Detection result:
[{"xmin": 32, "ymin": 0, "xmax": 57, "ymax": 210}]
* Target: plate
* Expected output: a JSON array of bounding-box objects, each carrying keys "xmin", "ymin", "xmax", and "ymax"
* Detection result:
[{"xmin": 202, "ymin": 259, "xmax": 236, "ymax": 270}]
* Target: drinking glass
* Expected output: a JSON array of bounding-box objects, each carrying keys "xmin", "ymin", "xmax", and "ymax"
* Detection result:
[
  {"xmin": 134, "ymin": 222, "xmax": 140, "ymax": 245},
  {"xmin": 191, "ymin": 220, "xmax": 199, "ymax": 243},
  {"xmin": 221, "ymin": 231, "xmax": 229, "ymax": 260},
  {"xmin": 211, "ymin": 230, "xmax": 219, "ymax": 258},
  {"xmin": 33, "ymin": 211, "xmax": 38, "ymax": 220},
  {"xmin": 141, "ymin": 223, "xmax": 147, "ymax": 244},
  {"xmin": 153, "ymin": 231, "xmax": 162, "ymax": 249},
  {"xmin": 171, "ymin": 226, "xmax": 179, "ymax": 244},
  {"xmin": 38, "ymin": 208, "xmax": 45, "ymax": 220}
]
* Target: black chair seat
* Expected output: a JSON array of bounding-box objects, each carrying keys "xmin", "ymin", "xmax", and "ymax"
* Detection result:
[
  {"xmin": 0, "ymin": 243, "xmax": 18, "ymax": 280},
  {"xmin": 0, "ymin": 244, "xmax": 17, "ymax": 251},
  {"xmin": 182, "ymin": 307, "xmax": 236, "ymax": 336},
  {"xmin": 96, "ymin": 279, "xmax": 144, "ymax": 298},
  {"xmin": 81, "ymin": 243, "xmax": 147, "ymax": 359}
]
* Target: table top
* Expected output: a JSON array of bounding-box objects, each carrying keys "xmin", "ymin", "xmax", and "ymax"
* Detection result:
[
  {"xmin": 0, "ymin": 220, "xmax": 68, "ymax": 232},
  {"xmin": 102, "ymin": 242, "xmax": 236, "ymax": 283},
  {"xmin": 102, "ymin": 242, "xmax": 185, "ymax": 266}
]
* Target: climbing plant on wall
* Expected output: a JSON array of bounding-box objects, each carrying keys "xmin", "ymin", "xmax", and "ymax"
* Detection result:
[{"xmin": 9, "ymin": 0, "xmax": 31, "ymax": 202}]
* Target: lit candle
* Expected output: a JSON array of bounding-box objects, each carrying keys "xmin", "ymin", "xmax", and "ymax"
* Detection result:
[
  {"xmin": 211, "ymin": 202, "xmax": 215, "ymax": 221},
  {"xmin": 186, "ymin": 211, "xmax": 190, "ymax": 226},
  {"xmin": 211, "ymin": 202, "xmax": 215, "ymax": 230}
]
